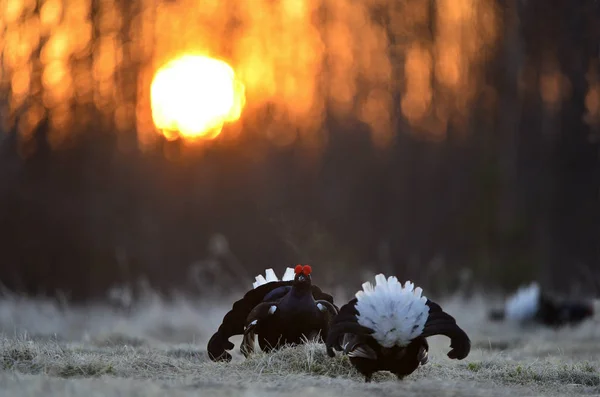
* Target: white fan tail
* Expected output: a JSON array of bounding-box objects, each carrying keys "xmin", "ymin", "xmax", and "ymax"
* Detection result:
[
  {"xmin": 252, "ymin": 267, "xmax": 296, "ymax": 289},
  {"xmin": 504, "ymin": 282, "xmax": 540, "ymax": 322},
  {"xmin": 354, "ymin": 274, "xmax": 430, "ymax": 348}
]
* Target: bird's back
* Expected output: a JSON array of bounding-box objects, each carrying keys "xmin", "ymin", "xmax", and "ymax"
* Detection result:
[{"xmin": 263, "ymin": 285, "xmax": 292, "ymax": 302}]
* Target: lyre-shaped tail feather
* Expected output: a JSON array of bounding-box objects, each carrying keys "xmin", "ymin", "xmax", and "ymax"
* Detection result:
[
  {"xmin": 421, "ymin": 300, "xmax": 471, "ymax": 360},
  {"xmin": 332, "ymin": 298, "xmax": 360, "ymax": 321}
]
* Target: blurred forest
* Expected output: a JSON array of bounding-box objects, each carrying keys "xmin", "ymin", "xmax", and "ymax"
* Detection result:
[{"xmin": 0, "ymin": 0, "xmax": 599, "ymax": 302}]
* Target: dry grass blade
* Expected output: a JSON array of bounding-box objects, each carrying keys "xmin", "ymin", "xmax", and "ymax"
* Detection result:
[{"xmin": 0, "ymin": 291, "xmax": 598, "ymax": 396}]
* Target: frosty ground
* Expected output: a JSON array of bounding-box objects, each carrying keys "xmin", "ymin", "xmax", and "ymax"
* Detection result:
[{"xmin": 0, "ymin": 286, "xmax": 598, "ymax": 397}]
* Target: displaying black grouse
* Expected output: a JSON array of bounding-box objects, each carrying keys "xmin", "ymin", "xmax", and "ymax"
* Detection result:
[
  {"xmin": 207, "ymin": 264, "xmax": 338, "ymax": 361},
  {"xmin": 326, "ymin": 274, "xmax": 471, "ymax": 382},
  {"xmin": 488, "ymin": 282, "xmax": 595, "ymax": 328}
]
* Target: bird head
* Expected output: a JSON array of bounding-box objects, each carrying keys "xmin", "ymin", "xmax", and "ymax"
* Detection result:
[{"xmin": 293, "ymin": 264, "xmax": 312, "ymax": 290}]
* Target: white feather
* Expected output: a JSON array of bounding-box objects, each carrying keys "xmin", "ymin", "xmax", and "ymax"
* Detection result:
[
  {"xmin": 281, "ymin": 267, "xmax": 295, "ymax": 281},
  {"xmin": 504, "ymin": 282, "xmax": 540, "ymax": 322},
  {"xmin": 354, "ymin": 274, "xmax": 429, "ymax": 348},
  {"xmin": 252, "ymin": 267, "xmax": 295, "ymax": 289},
  {"xmin": 264, "ymin": 269, "xmax": 278, "ymax": 283}
]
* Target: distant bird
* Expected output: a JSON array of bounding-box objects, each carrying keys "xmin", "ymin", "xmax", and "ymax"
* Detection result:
[
  {"xmin": 207, "ymin": 264, "xmax": 338, "ymax": 361},
  {"xmin": 326, "ymin": 274, "xmax": 471, "ymax": 382},
  {"xmin": 488, "ymin": 282, "xmax": 595, "ymax": 328}
]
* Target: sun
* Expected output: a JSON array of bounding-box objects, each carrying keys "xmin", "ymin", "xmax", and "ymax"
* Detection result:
[{"xmin": 150, "ymin": 54, "xmax": 246, "ymax": 140}]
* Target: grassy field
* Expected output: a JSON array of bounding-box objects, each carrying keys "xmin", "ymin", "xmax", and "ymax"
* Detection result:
[{"xmin": 0, "ymin": 287, "xmax": 599, "ymax": 397}]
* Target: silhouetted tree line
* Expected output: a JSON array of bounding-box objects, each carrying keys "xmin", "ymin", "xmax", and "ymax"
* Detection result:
[{"xmin": 0, "ymin": 0, "xmax": 598, "ymax": 301}]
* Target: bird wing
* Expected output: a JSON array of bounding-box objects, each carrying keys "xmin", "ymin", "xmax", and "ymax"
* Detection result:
[
  {"xmin": 263, "ymin": 285, "xmax": 292, "ymax": 301},
  {"xmin": 316, "ymin": 299, "xmax": 339, "ymax": 318},
  {"xmin": 207, "ymin": 280, "xmax": 292, "ymax": 361},
  {"xmin": 240, "ymin": 302, "xmax": 279, "ymax": 357},
  {"xmin": 342, "ymin": 333, "xmax": 378, "ymax": 360},
  {"xmin": 332, "ymin": 297, "xmax": 360, "ymax": 323},
  {"xmin": 420, "ymin": 299, "xmax": 471, "ymax": 360},
  {"xmin": 241, "ymin": 329, "xmax": 255, "ymax": 358},
  {"xmin": 325, "ymin": 298, "xmax": 374, "ymax": 357},
  {"xmin": 311, "ymin": 285, "xmax": 338, "ymax": 310},
  {"xmin": 208, "ymin": 280, "xmax": 338, "ymax": 361}
]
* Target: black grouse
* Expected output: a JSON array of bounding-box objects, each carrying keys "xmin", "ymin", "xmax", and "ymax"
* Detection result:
[
  {"xmin": 488, "ymin": 282, "xmax": 595, "ymax": 328},
  {"xmin": 326, "ymin": 274, "xmax": 471, "ymax": 382},
  {"xmin": 207, "ymin": 264, "xmax": 338, "ymax": 361}
]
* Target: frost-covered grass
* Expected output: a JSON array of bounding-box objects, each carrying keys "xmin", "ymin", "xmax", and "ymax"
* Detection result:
[{"xmin": 0, "ymin": 289, "xmax": 598, "ymax": 397}]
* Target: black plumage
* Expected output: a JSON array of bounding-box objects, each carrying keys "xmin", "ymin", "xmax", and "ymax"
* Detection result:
[
  {"xmin": 489, "ymin": 290, "xmax": 595, "ymax": 328},
  {"xmin": 326, "ymin": 295, "xmax": 471, "ymax": 382},
  {"xmin": 207, "ymin": 265, "xmax": 338, "ymax": 361}
]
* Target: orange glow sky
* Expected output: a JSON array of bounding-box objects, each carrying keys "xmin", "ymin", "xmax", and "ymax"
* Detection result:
[{"xmin": 0, "ymin": 0, "xmax": 524, "ymax": 151}]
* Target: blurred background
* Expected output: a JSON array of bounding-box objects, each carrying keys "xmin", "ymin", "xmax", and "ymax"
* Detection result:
[{"xmin": 0, "ymin": 0, "xmax": 599, "ymax": 304}]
